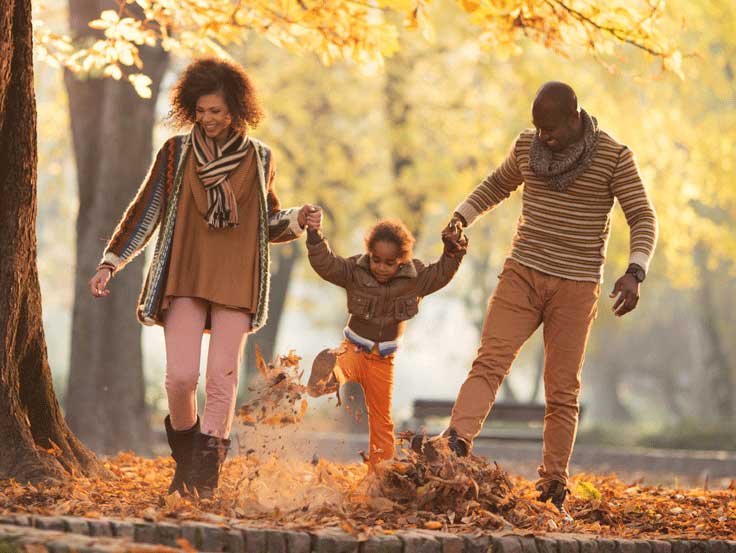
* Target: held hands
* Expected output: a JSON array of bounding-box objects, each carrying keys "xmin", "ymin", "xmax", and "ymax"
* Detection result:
[
  {"xmin": 442, "ymin": 219, "xmax": 469, "ymax": 257},
  {"xmin": 609, "ymin": 273, "xmax": 639, "ymax": 317},
  {"xmin": 298, "ymin": 204, "xmax": 322, "ymax": 231},
  {"xmin": 448, "ymin": 213, "xmax": 466, "ymax": 230},
  {"xmin": 89, "ymin": 268, "xmax": 112, "ymax": 298}
]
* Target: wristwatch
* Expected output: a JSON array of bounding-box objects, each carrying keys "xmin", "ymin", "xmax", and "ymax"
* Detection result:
[{"xmin": 626, "ymin": 263, "xmax": 646, "ymax": 283}]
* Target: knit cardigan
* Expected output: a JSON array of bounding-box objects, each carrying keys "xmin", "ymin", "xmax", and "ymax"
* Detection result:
[{"xmin": 99, "ymin": 134, "xmax": 303, "ymax": 331}]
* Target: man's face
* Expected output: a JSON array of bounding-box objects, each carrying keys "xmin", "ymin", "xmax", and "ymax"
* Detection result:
[{"xmin": 532, "ymin": 108, "xmax": 578, "ymax": 152}]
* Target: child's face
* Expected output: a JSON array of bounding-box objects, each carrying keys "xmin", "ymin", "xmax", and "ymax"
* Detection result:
[{"xmin": 369, "ymin": 241, "xmax": 402, "ymax": 283}]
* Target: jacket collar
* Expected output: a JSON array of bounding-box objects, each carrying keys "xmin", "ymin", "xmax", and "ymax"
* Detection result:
[{"xmin": 356, "ymin": 254, "xmax": 418, "ymax": 283}]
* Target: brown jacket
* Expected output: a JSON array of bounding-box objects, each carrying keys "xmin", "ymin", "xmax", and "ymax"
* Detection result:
[{"xmin": 306, "ymin": 229, "xmax": 464, "ymax": 344}]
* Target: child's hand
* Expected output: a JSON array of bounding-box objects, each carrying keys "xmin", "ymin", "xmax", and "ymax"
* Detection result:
[
  {"xmin": 306, "ymin": 205, "xmax": 322, "ymax": 230},
  {"xmin": 442, "ymin": 220, "xmax": 468, "ymax": 257},
  {"xmin": 299, "ymin": 204, "xmax": 323, "ymax": 230}
]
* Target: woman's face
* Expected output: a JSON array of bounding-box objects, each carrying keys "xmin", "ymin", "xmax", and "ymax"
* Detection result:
[
  {"xmin": 369, "ymin": 240, "xmax": 402, "ymax": 283},
  {"xmin": 195, "ymin": 92, "xmax": 232, "ymax": 142}
]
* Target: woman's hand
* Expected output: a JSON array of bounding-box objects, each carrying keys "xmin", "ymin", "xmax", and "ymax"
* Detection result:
[
  {"xmin": 298, "ymin": 204, "xmax": 322, "ymax": 230},
  {"xmin": 89, "ymin": 268, "xmax": 112, "ymax": 298}
]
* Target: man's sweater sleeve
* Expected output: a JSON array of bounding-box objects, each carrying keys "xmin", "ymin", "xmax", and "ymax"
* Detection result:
[
  {"xmin": 455, "ymin": 137, "xmax": 524, "ymax": 226},
  {"xmin": 610, "ymin": 147, "xmax": 658, "ymax": 272}
]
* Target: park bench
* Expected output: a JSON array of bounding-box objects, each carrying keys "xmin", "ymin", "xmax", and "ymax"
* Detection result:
[{"xmin": 403, "ymin": 399, "xmax": 584, "ymax": 442}]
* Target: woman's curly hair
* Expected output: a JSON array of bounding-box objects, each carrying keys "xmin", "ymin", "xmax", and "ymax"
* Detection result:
[
  {"xmin": 365, "ymin": 220, "xmax": 415, "ymax": 262},
  {"xmin": 168, "ymin": 57, "xmax": 264, "ymax": 134}
]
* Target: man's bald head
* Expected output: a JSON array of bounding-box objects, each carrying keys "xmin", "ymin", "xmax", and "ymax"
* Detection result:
[
  {"xmin": 531, "ymin": 82, "xmax": 582, "ymax": 152},
  {"xmin": 533, "ymin": 82, "xmax": 578, "ymax": 117}
]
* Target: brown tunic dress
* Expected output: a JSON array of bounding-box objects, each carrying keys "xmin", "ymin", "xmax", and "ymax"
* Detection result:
[{"xmin": 162, "ymin": 146, "xmax": 266, "ymax": 314}]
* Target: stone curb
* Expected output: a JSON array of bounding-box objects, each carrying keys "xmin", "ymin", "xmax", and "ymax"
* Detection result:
[
  {"xmin": 0, "ymin": 514, "xmax": 734, "ymax": 553},
  {"xmin": 0, "ymin": 522, "xmax": 182, "ymax": 552}
]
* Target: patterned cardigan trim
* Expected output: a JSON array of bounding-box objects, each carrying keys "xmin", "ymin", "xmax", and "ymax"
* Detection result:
[{"xmin": 100, "ymin": 134, "xmax": 303, "ymax": 332}]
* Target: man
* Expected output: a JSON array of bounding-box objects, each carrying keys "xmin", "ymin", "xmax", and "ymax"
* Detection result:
[{"xmin": 433, "ymin": 82, "xmax": 658, "ymax": 515}]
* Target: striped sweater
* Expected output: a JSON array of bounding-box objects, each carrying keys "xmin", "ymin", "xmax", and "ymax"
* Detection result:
[
  {"xmin": 455, "ymin": 128, "xmax": 658, "ymax": 282},
  {"xmin": 100, "ymin": 134, "xmax": 303, "ymax": 331}
]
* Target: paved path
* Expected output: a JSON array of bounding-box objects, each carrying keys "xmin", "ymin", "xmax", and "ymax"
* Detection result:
[{"xmin": 1, "ymin": 513, "xmax": 735, "ymax": 553}]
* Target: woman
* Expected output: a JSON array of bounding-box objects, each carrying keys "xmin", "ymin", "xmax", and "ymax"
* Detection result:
[{"xmin": 88, "ymin": 57, "xmax": 321, "ymax": 497}]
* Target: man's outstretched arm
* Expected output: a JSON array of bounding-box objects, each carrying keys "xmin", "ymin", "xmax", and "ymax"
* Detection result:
[{"xmin": 452, "ymin": 138, "xmax": 525, "ymax": 228}]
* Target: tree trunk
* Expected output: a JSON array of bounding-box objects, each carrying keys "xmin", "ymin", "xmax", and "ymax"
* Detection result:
[
  {"xmin": 0, "ymin": 0, "xmax": 100, "ymax": 482},
  {"xmin": 589, "ymin": 364, "xmax": 633, "ymax": 423},
  {"xmin": 695, "ymin": 245, "xmax": 734, "ymax": 420},
  {"xmin": 63, "ymin": 0, "xmax": 170, "ymax": 454}
]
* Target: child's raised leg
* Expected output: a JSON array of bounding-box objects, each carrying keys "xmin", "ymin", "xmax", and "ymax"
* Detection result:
[{"xmin": 308, "ymin": 341, "xmax": 396, "ymax": 465}]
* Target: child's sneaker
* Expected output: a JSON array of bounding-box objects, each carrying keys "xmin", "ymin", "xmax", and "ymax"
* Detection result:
[{"xmin": 307, "ymin": 349, "xmax": 339, "ymax": 397}]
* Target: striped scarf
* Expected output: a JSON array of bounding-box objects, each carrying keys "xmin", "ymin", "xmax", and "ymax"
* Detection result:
[{"xmin": 190, "ymin": 123, "xmax": 250, "ymax": 229}]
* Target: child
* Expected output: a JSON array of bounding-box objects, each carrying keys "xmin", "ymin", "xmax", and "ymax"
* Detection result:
[{"xmin": 305, "ymin": 216, "xmax": 468, "ymax": 465}]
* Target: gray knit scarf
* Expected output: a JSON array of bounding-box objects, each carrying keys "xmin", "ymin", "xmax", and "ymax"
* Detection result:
[{"xmin": 529, "ymin": 109, "xmax": 599, "ymax": 192}]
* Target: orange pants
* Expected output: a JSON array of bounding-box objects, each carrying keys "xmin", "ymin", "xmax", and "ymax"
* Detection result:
[
  {"xmin": 334, "ymin": 340, "xmax": 395, "ymax": 465},
  {"xmin": 450, "ymin": 259, "xmax": 599, "ymax": 487}
]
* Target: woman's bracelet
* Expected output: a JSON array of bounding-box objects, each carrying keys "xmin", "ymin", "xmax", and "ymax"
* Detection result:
[{"xmin": 96, "ymin": 262, "xmax": 115, "ymax": 275}]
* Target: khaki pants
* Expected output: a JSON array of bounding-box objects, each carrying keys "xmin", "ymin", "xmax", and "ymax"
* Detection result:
[
  {"xmin": 450, "ymin": 259, "xmax": 599, "ymax": 487},
  {"xmin": 334, "ymin": 340, "xmax": 396, "ymax": 465}
]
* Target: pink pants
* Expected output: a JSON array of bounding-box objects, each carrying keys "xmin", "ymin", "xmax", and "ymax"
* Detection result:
[{"xmin": 163, "ymin": 297, "xmax": 252, "ymax": 438}]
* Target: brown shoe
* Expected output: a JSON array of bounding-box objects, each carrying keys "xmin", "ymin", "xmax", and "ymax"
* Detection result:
[
  {"xmin": 410, "ymin": 428, "xmax": 469, "ymax": 462},
  {"xmin": 307, "ymin": 349, "xmax": 339, "ymax": 397}
]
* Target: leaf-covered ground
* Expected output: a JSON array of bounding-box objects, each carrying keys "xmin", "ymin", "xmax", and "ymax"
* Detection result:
[
  {"xmin": 3, "ymin": 352, "xmax": 733, "ymax": 541},
  {"xmin": 1, "ymin": 445, "xmax": 734, "ymax": 541}
]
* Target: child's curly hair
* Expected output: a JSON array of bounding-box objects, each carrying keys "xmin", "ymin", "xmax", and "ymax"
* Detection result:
[
  {"xmin": 168, "ymin": 57, "xmax": 264, "ymax": 134},
  {"xmin": 365, "ymin": 220, "xmax": 415, "ymax": 262}
]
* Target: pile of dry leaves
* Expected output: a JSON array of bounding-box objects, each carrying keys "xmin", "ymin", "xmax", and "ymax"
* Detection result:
[
  {"xmin": 1, "ymin": 439, "xmax": 734, "ymax": 541},
  {"xmin": 1, "ymin": 351, "xmax": 734, "ymax": 541}
]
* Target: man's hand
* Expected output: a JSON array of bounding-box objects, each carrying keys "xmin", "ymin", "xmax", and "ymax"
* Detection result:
[
  {"xmin": 448, "ymin": 212, "xmax": 467, "ymax": 229},
  {"xmin": 442, "ymin": 219, "xmax": 468, "ymax": 257},
  {"xmin": 609, "ymin": 273, "xmax": 640, "ymax": 317}
]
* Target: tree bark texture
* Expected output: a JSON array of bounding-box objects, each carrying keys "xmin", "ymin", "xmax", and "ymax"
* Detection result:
[{"xmin": 0, "ymin": 0, "xmax": 100, "ymax": 482}]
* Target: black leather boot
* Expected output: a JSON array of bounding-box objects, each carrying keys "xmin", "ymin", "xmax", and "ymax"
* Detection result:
[
  {"xmin": 164, "ymin": 415, "xmax": 199, "ymax": 495},
  {"xmin": 191, "ymin": 432, "xmax": 231, "ymax": 498}
]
